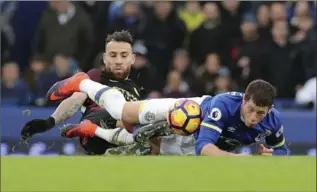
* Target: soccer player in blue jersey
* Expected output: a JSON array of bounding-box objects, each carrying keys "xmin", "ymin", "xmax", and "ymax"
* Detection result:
[
  {"xmin": 45, "ymin": 71, "xmax": 289, "ymax": 156},
  {"xmin": 195, "ymin": 81, "xmax": 289, "ymax": 156}
]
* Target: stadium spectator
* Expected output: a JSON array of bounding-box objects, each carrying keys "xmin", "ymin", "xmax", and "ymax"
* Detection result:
[
  {"xmin": 189, "ymin": 2, "xmax": 226, "ymax": 65},
  {"xmin": 162, "ymin": 70, "xmax": 192, "ymax": 98},
  {"xmin": 196, "ymin": 53, "xmax": 230, "ymax": 95},
  {"xmin": 77, "ymin": 2, "xmax": 111, "ymax": 66},
  {"xmin": 129, "ymin": 41, "xmax": 158, "ymax": 98},
  {"xmin": 231, "ymin": 13, "xmax": 265, "ymax": 89},
  {"xmin": 107, "ymin": 2, "xmax": 144, "ymax": 40},
  {"xmin": 270, "ymin": 2, "xmax": 288, "ymax": 22},
  {"xmin": 107, "ymin": 1, "xmax": 125, "ymax": 22},
  {"xmin": 33, "ymin": 1, "xmax": 93, "ymax": 72},
  {"xmin": 261, "ymin": 20, "xmax": 299, "ymax": 98},
  {"xmin": 1, "ymin": 62, "xmax": 31, "ymax": 105},
  {"xmin": 256, "ymin": 4, "xmax": 271, "ymax": 41},
  {"xmin": 290, "ymin": 13, "xmax": 317, "ymax": 81},
  {"xmin": 24, "ymin": 55, "xmax": 50, "ymax": 105},
  {"xmin": 27, "ymin": 54, "xmax": 78, "ymax": 106},
  {"xmin": 51, "ymin": 54, "xmax": 79, "ymax": 78},
  {"xmin": 290, "ymin": 1, "xmax": 313, "ymax": 28},
  {"xmin": 140, "ymin": 1, "xmax": 187, "ymax": 89},
  {"xmin": 220, "ymin": 0, "xmax": 249, "ymax": 41},
  {"xmin": 170, "ymin": 49, "xmax": 199, "ymax": 95},
  {"xmin": 211, "ymin": 74, "xmax": 236, "ymax": 96},
  {"xmin": 178, "ymin": 1, "xmax": 206, "ymax": 33},
  {"xmin": 139, "ymin": 1, "xmax": 155, "ymax": 18}
]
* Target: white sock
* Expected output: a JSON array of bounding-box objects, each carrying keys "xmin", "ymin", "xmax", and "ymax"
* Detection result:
[
  {"xmin": 79, "ymin": 79, "xmax": 126, "ymax": 120},
  {"xmin": 95, "ymin": 127, "xmax": 134, "ymax": 145},
  {"xmin": 138, "ymin": 98, "xmax": 178, "ymax": 124}
]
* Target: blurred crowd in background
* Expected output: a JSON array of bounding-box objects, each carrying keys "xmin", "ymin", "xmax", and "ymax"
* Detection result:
[{"xmin": 1, "ymin": 1, "xmax": 316, "ymax": 110}]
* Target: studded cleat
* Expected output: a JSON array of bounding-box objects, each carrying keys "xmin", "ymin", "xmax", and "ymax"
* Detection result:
[
  {"xmin": 46, "ymin": 72, "xmax": 89, "ymax": 101},
  {"xmin": 133, "ymin": 121, "xmax": 171, "ymax": 144},
  {"xmin": 60, "ymin": 120, "xmax": 97, "ymax": 138}
]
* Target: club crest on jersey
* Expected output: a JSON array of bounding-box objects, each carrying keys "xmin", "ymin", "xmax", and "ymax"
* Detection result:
[
  {"xmin": 208, "ymin": 108, "xmax": 222, "ymax": 121},
  {"xmin": 145, "ymin": 111, "xmax": 155, "ymax": 122}
]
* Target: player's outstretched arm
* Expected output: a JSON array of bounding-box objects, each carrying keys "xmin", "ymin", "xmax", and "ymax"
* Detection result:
[
  {"xmin": 20, "ymin": 92, "xmax": 87, "ymax": 140},
  {"xmin": 51, "ymin": 92, "xmax": 87, "ymax": 124},
  {"xmin": 196, "ymin": 127, "xmax": 248, "ymax": 156}
]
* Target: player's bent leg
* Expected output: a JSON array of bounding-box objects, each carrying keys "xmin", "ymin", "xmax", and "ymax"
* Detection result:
[
  {"xmin": 60, "ymin": 120, "xmax": 134, "ymax": 146},
  {"xmin": 47, "ymin": 72, "xmax": 127, "ymax": 120},
  {"xmin": 79, "ymin": 79, "xmax": 126, "ymax": 120}
]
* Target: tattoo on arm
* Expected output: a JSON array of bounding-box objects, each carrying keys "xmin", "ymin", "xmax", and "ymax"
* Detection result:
[{"xmin": 51, "ymin": 93, "xmax": 87, "ymax": 124}]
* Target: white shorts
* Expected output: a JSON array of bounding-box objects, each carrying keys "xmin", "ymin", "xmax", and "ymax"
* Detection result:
[
  {"xmin": 160, "ymin": 134, "xmax": 196, "ymax": 155},
  {"xmin": 138, "ymin": 96, "xmax": 210, "ymax": 124}
]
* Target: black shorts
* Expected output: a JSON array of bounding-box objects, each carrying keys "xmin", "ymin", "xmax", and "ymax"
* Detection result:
[{"xmin": 79, "ymin": 110, "xmax": 118, "ymax": 155}]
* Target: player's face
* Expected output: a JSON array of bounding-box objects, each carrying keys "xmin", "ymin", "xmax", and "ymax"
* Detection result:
[
  {"xmin": 104, "ymin": 41, "xmax": 135, "ymax": 80},
  {"xmin": 242, "ymin": 99, "xmax": 271, "ymax": 127}
]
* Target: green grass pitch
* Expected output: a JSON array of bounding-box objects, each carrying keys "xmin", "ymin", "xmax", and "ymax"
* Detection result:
[{"xmin": 2, "ymin": 156, "xmax": 316, "ymax": 192}]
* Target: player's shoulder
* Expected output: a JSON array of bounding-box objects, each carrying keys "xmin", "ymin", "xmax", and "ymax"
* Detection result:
[
  {"xmin": 87, "ymin": 68, "xmax": 102, "ymax": 82},
  {"xmin": 214, "ymin": 92, "xmax": 243, "ymax": 101},
  {"xmin": 211, "ymin": 92, "xmax": 243, "ymax": 109},
  {"xmin": 205, "ymin": 92, "xmax": 243, "ymax": 119},
  {"xmin": 261, "ymin": 108, "xmax": 283, "ymax": 131}
]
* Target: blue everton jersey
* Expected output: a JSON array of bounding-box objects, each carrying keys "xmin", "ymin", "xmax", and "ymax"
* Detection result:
[{"xmin": 195, "ymin": 92, "xmax": 289, "ymax": 155}]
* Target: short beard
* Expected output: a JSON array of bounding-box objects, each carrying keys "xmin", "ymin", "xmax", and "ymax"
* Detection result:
[{"xmin": 104, "ymin": 66, "xmax": 131, "ymax": 81}]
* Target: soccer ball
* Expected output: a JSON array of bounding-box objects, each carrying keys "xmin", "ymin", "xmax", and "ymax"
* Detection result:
[{"xmin": 167, "ymin": 99, "xmax": 202, "ymax": 136}]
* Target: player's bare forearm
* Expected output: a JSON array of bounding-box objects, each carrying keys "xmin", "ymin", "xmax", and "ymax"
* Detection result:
[
  {"xmin": 201, "ymin": 144, "xmax": 248, "ymax": 156},
  {"xmin": 51, "ymin": 92, "xmax": 88, "ymax": 124}
]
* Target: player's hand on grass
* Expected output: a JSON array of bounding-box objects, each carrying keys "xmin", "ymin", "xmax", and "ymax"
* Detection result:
[
  {"xmin": 20, "ymin": 117, "xmax": 55, "ymax": 140},
  {"xmin": 259, "ymin": 144, "xmax": 273, "ymax": 156}
]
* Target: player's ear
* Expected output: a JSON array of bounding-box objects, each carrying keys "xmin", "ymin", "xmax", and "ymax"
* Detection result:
[
  {"xmin": 103, "ymin": 53, "xmax": 107, "ymax": 64},
  {"xmin": 131, "ymin": 53, "xmax": 136, "ymax": 65},
  {"xmin": 268, "ymin": 104, "xmax": 274, "ymax": 113}
]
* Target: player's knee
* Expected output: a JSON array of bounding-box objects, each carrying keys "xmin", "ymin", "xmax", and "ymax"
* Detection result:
[
  {"xmin": 138, "ymin": 99, "xmax": 176, "ymax": 124},
  {"xmin": 103, "ymin": 88, "xmax": 126, "ymax": 120}
]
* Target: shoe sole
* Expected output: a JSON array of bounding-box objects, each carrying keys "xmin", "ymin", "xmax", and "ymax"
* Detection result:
[
  {"xmin": 46, "ymin": 72, "xmax": 87, "ymax": 101},
  {"xmin": 60, "ymin": 124, "xmax": 77, "ymax": 138},
  {"xmin": 46, "ymin": 80, "xmax": 70, "ymax": 101},
  {"xmin": 134, "ymin": 121, "xmax": 171, "ymax": 144}
]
